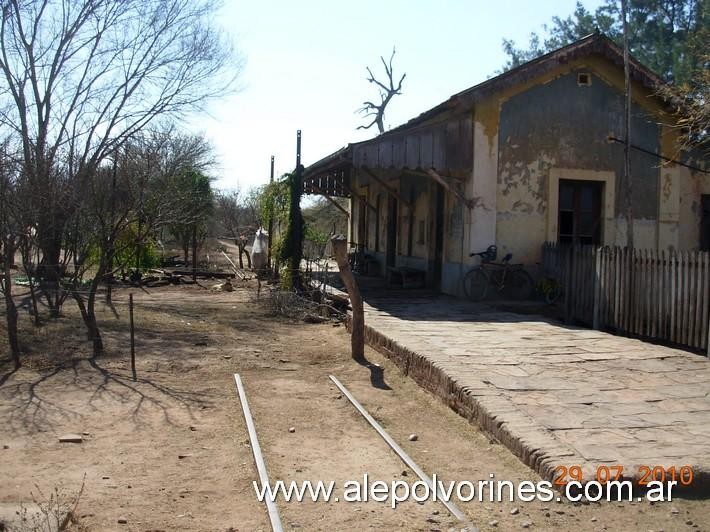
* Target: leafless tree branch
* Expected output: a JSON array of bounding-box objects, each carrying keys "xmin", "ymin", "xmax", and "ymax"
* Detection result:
[{"xmin": 356, "ymin": 47, "xmax": 406, "ymax": 134}]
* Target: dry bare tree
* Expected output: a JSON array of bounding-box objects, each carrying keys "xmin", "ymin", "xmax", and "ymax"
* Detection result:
[
  {"xmin": 0, "ymin": 142, "xmax": 21, "ymax": 367},
  {"xmin": 215, "ymin": 189, "xmax": 259, "ymax": 268},
  {"xmin": 0, "ymin": 0, "xmax": 240, "ymax": 318},
  {"xmin": 357, "ymin": 48, "xmax": 406, "ymax": 134},
  {"xmin": 64, "ymin": 127, "xmax": 217, "ymax": 355}
]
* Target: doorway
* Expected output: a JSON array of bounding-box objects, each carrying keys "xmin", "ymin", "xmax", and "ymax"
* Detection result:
[{"xmin": 558, "ymin": 179, "xmax": 603, "ymax": 245}]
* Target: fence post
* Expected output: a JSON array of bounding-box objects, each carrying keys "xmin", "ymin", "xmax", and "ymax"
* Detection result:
[
  {"xmin": 129, "ymin": 293, "xmax": 136, "ymax": 381},
  {"xmin": 331, "ymin": 234, "xmax": 365, "ymax": 362}
]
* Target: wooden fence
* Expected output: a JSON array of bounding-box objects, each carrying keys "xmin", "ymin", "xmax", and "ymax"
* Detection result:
[{"xmin": 542, "ymin": 243, "xmax": 710, "ymax": 353}]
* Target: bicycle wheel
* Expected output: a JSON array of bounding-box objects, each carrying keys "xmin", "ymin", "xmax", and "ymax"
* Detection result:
[
  {"xmin": 506, "ymin": 269, "xmax": 534, "ymax": 300},
  {"xmin": 463, "ymin": 267, "xmax": 489, "ymax": 301}
]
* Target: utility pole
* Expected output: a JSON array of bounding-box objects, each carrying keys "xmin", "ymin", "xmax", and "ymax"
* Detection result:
[
  {"xmin": 621, "ymin": 0, "xmax": 633, "ymax": 249},
  {"xmin": 267, "ymin": 155, "xmax": 274, "ymax": 272}
]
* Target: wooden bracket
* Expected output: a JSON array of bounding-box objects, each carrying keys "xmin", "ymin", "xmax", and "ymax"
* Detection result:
[
  {"xmin": 361, "ymin": 166, "xmax": 411, "ymax": 209},
  {"xmin": 424, "ymin": 168, "xmax": 473, "ymax": 209},
  {"xmin": 343, "ymin": 182, "xmax": 378, "ymax": 213},
  {"xmin": 310, "ymin": 186, "xmax": 350, "ymax": 217}
]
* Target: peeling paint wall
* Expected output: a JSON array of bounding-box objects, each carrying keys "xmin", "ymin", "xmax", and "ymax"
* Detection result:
[{"xmin": 497, "ymin": 65, "xmax": 663, "ymax": 264}]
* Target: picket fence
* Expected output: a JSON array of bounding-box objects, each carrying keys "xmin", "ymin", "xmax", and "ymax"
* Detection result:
[{"xmin": 541, "ymin": 243, "xmax": 710, "ymax": 353}]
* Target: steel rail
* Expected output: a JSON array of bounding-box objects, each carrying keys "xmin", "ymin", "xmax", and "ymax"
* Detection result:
[
  {"xmin": 233, "ymin": 373, "xmax": 283, "ymax": 532},
  {"xmin": 329, "ymin": 375, "xmax": 476, "ymax": 531}
]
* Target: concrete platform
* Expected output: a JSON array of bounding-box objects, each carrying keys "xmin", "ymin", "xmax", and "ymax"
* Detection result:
[{"xmin": 353, "ymin": 291, "xmax": 710, "ymax": 492}]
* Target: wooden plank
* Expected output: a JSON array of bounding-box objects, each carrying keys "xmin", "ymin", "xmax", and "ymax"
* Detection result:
[
  {"xmin": 651, "ymin": 249, "xmax": 662, "ymax": 338},
  {"xmin": 420, "ymin": 130, "xmax": 434, "ymax": 169},
  {"xmin": 695, "ymin": 251, "xmax": 704, "ymax": 348},
  {"xmin": 637, "ymin": 250, "xmax": 643, "ymax": 336},
  {"xmin": 659, "ymin": 249, "xmax": 666, "ymax": 340},
  {"xmin": 405, "ymin": 135, "xmax": 420, "ymax": 169},
  {"xmin": 593, "ymin": 247, "xmax": 601, "ymax": 330},
  {"xmin": 643, "ymin": 249, "xmax": 649, "ymax": 337},
  {"xmin": 686, "ymin": 251, "xmax": 692, "ymax": 345},
  {"xmin": 637, "ymin": 249, "xmax": 643, "ymax": 335},
  {"xmin": 702, "ymin": 252, "xmax": 709, "ymax": 352},
  {"xmin": 564, "ymin": 245, "xmax": 572, "ymax": 324},
  {"xmin": 613, "ymin": 247, "xmax": 620, "ymax": 330},
  {"xmin": 678, "ymin": 251, "xmax": 685, "ymax": 345},
  {"xmin": 604, "ymin": 247, "xmax": 616, "ymax": 327},
  {"xmin": 688, "ymin": 251, "xmax": 698, "ymax": 347},
  {"xmin": 622, "ymin": 248, "xmax": 629, "ymax": 334},
  {"xmin": 572, "ymin": 246, "xmax": 579, "ymax": 321},
  {"xmin": 433, "ymin": 126, "xmax": 446, "ymax": 170},
  {"xmin": 618, "ymin": 247, "xmax": 624, "ymax": 333},
  {"xmin": 685, "ymin": 251, "xmax": 691, "ymax": 345},
  {"xmin": 665, "ymin": 249, "xmax": 671, "ymax": 341},
  {"xmin": 670, "ymin": 251, "xmax": 677, "ymax": 344}
]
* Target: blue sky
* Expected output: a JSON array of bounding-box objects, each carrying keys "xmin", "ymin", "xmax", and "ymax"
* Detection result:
[{"xmin": 193, "ymin": 0, "xmax": 606, "ymax": 191}]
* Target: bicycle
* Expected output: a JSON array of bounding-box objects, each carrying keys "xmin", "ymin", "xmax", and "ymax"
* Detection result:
[{"xmin": 462, "ymin": 245, "xmax": 534, "ymax": 302}]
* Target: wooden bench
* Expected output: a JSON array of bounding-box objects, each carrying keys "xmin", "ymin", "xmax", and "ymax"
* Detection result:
[{"xmin": 385, "ymin": 266, "xmax": 426, "ymax": 289}]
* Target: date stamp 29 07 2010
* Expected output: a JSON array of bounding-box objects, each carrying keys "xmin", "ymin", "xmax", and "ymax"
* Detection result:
[{"xmin": 554, "ymin": 465, "xmax": 694, "ymax": 486}]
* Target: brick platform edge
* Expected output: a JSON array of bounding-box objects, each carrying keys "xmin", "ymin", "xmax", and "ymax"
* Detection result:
[{"xmin": 344, "ymin": 315, "xmax": 710, "ymax": 494}]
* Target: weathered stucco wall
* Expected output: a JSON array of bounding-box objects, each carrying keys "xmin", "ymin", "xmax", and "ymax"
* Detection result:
[{"xmin": 496, "ymin": 65, "xmax": 662, "ymax": 264}]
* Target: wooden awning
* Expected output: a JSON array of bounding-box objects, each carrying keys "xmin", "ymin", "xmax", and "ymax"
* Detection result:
[{"xmin": 303, "ymin": 145, "xmax": 352, "ymax": 198}]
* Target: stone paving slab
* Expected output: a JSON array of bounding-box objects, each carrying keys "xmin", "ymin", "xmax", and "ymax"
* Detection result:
[{"xmin": 355, "ymin": 292, "xmax": 710, "ymax": 492}]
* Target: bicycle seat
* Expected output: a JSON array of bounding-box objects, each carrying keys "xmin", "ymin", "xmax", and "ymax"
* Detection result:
[
  {"xmin": 502, "ymin": 252, "xmax": 513, "ymax": 263},
  {"xmin": 470, "ymin": 245, "xmax": 497, "ymax": 262}
]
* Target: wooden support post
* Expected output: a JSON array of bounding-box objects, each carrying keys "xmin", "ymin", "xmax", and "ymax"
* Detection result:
[
  {"xmin": 361, "ymin": 166, "xmax": 410, "ymax": 208},
  {"xmin": 331, "ymin": 234, "xmax": 364, "ymax": 361},
  {"xmin": 425, "ymin": 168, "xmax": 473, "ymax": 208},
  {"xmin": 129, "ymin": 293, "xmax": 136, "ymax": 381}
]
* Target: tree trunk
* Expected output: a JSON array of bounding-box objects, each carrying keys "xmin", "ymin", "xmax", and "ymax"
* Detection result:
[
  {"xmin": 2, "ymin": 257, "xmax": 21, "ymax": 368},
  {"xmin": 86, "ymin": 287, "xmax": 103, "ymax": 356},
  {"xmin": 37, "ymin": 220, "xmax": 64, "ymax": 317},
  {"xmin": 73, "ymin": 270, "xmax": 104, "ymax": 357},
  {"xmin": 331, "ymin": 235, "xmax": 364, "ymax": 361},
  {"xmin": 73, "ymin": 288, "xmax": 104, "ymax": 357},
  {"xmin": 20, "ymin": 246, "xmax": 41, "ymax": 326},
  {"xmin": 192, "ymin": 225, "xmax": 198, "ymax": 282},
  {"xmin": 26, "ymin": 272, "xmax": 40, "ymax": 326}
]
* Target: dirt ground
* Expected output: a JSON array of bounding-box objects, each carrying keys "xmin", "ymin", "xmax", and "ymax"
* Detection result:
[{"xmin": 1, "ymin": 282, "xmax": 709, "ymax": 531}]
